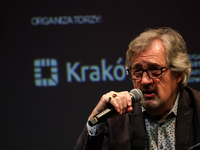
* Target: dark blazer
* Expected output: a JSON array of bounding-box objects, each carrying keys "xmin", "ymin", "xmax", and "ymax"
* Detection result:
[{"xmin": 75, "ymin": 86, "xmax": 200, "ymax": 150}]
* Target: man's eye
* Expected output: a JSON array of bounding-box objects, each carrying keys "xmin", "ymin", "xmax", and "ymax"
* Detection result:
[
  {"xmin": 134, "ymin": 69, "xmax": 142, "ymax": 73},
  {"xmin": 134, "ymin": 69, "xmax": 143, "ymax": 76},
  {"xmin": 135, "ymin": 69, "xmax": 142, "ymax": 71}
]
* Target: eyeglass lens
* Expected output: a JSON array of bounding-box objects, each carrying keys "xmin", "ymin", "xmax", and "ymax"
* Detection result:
[{"xmin": 129, "ymin": 67, "xmax": 162, "ymax": 80}]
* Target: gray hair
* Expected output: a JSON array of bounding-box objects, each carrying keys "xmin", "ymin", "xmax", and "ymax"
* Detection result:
[{"xmin": 125, "ymin": 27, "xmax": 191, "ymax": 88}]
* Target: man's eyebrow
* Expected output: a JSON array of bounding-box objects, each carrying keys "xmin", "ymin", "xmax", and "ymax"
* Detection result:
[
  {"xmin": 147, "ymin": 63, "xmax": 161, "ymax": 67},
  {"xmin": 131, "ymin": 63, "xmax": 161, "ymax": 68},
  {"xmin": 131, "ymin": 64, "xmax": 142, "ymax": 68}
]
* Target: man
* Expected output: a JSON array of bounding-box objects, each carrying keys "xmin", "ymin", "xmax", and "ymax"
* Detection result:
[{"xmin": 75, "ymin": 27, "xmax": 200, "ymax": 150}]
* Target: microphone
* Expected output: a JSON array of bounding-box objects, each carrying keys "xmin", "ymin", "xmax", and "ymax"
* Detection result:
[{"xmin": 88, "ymin": 89, "xmax": 143, "ymax": 126}]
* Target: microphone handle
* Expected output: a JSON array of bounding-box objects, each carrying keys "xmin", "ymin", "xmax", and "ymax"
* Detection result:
[{"xmin": 88, "ymin": 104, "xmax": 117, "ymax": 126}]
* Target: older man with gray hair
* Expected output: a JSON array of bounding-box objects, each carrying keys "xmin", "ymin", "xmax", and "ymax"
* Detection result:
[{"xmin": 75, "ymin": 27, "xmax": 200, "ymax": 150}]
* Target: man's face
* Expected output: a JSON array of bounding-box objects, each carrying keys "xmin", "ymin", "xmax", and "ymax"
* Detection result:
[{"xmin": 132, "ymin": 39, "xmax": 182, "ymax": 113}]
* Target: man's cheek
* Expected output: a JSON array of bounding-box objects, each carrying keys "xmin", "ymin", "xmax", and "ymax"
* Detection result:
[{"xmin": 133, "ymin": 81, "xmax": 140, "ymax": 88}]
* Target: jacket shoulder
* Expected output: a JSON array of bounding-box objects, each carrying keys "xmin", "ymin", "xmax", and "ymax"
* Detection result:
[{"xmin": 181, "ymin": 86, "xmax": 200, "ymax": 106}]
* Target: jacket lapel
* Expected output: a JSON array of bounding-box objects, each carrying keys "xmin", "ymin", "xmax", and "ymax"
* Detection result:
[
  {"xmin": 176, "ymin": 89, "xmax": 193, "ymax": 150},
  {"xmin": 128, "ymin": 103, "xmax": 146, "ymax": 150}
]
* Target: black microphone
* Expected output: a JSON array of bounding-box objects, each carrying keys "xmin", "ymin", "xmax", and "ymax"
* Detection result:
[{"xmin": 88, "ymin": 89, "xmax": 143, "ymax": 126}]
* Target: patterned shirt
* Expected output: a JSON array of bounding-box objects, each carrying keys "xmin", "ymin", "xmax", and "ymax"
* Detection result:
[
  {"xmin": 143, "ymin": 92, "xmax": 179, "ymax": 150},
  {"xmin": 87, "ymin": 93, "xmax": 180, "ymax": 150}
]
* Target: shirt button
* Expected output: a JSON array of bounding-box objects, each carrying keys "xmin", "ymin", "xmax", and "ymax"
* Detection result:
[{"xmin": 160, "ymin": 143, "xmax": 163, "ymax": 149}]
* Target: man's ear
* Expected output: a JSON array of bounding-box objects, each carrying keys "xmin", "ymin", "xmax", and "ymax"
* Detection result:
[{"xmin": 177, "ymin": 71, "xmax": 183, "ymax": 84}]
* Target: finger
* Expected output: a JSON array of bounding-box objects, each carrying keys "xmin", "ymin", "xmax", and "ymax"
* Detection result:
[
  {"xmin": 126, "ymin": 106, "xmax": 133, "ymax": 113},
  {"xmin": 109, "ymin": 98, "xmax": 120, "ymax": 113},
  {"xmin": 122, "ymin": 91, "xmax": 132, "ymax": 107},
  {"xmin": 116, "ymin": 97, "xmax": 124, "ymax": 114},
  {"xmin": 119, "ymin": 91, "xmax": 133, "ymax": 113},
  {"xmin": 112, "ymin": 93, "xmax": 127, "ymax": 114},
  {"xmin": 120, "ymin": 94, "xmax": 127, "ymax": 114},
  {"xmin": 125, "ymin": 93, "xmax": 133, "ymax": 113},
  {"xmin": 101, "ymin": 94, "xmax": 110, "ymax": 107}
]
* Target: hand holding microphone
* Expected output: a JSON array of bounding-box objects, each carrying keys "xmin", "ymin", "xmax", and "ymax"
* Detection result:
[{"xmin": 89, "ymin": 89, "xmax": 143, "ymax": 126}]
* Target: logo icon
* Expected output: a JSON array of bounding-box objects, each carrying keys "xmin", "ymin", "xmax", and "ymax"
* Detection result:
[{"xmin": 34, "ymin": 58, "xmax": 59, "ymax": 86}]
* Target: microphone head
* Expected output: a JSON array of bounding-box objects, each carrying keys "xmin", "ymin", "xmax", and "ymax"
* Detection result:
[{"xmin": 130, "ymin": 89, "xmax": 143, "ymax": 102}]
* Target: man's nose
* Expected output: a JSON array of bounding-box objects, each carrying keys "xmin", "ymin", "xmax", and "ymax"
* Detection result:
[{"xmin": 141, "ymin": 72, "xmax": 153, "ymax": 84}]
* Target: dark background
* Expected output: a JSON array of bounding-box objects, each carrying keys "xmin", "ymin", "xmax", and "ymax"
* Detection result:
[{"xmin": 1, "ymin": 1, "xmax": 200, "ymax": 149}]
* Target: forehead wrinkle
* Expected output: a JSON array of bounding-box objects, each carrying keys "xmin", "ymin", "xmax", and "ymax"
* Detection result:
[
  {"xmin": 131, "ymin": 40, "xmax": 168, "ymax": 68},
  {"xmin": 132, "ymin": 53, "xmax": 165, "ymax": 67}
]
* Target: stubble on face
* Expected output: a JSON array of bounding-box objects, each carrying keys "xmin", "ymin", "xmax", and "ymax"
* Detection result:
[{"xmin": 139, "ymin": 84, "xmax": 163, "ymax": 110}]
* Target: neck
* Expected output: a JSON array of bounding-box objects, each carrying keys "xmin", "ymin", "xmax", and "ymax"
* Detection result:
[{"xmin": 146, "ymin": 91, "xmax": 179, "ymax": 122}]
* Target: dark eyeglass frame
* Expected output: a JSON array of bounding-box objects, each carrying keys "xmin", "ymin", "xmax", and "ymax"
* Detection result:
[{"xmin": 126, "ymin": 66, "xmax": 172, "ymax": 80}]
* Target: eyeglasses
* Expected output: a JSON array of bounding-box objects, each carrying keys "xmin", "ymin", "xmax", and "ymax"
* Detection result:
[{"xmin": 127, "ymin": 66, "xmax": 171, "ymax": 80}]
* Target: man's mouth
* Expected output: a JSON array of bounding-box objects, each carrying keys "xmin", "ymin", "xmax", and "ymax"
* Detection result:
[{"xmin": 142, "ymin": 90, "xmax": 156, "ymax": 98}]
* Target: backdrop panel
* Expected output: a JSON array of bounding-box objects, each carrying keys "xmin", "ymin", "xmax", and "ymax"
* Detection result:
[{"xmin": 1, "ymin": 1, "xmax": 200, "ymax": 149}]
